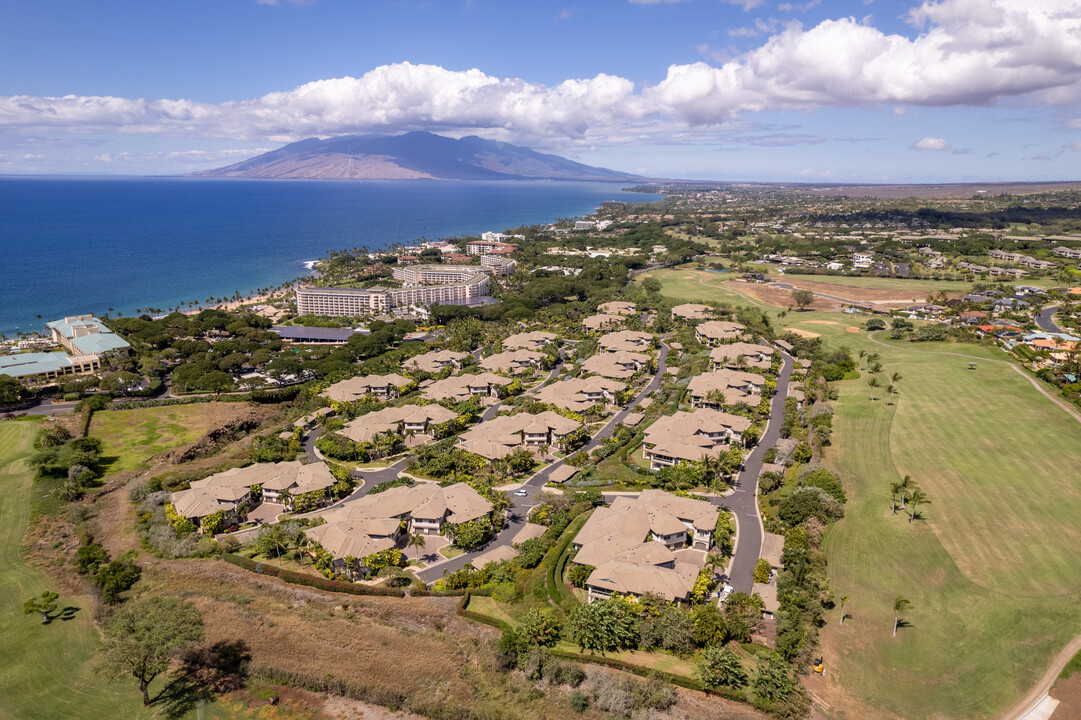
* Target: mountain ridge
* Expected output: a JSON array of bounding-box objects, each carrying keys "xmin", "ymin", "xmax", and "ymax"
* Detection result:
[{"xmin": 191, "ymin": 131, "xmax": 645, "ymax": 182}]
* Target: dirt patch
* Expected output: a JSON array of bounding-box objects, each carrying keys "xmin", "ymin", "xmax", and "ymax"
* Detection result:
[
  {"xmin": 682, "ymin": 275, "xmax": 694, "ymax": 279},
  {"xmin": 784, "ymin": 328, "xmax": 821, "ymax": 338},
  {"xmin": 846, "ymin": 327, "xmax": 861, "ymax": 333},
  {"xmin": 800, "ymin": 320, "xmax": 838, "ymax": 326},
  {"xmin": 159, "ymin": 405, "xmax": 278, "ymax": 464},
  {"xmin": 780, "ymin": 277, "xmax": 963, "ymax": 304},
  {"xmin": 724, "ymin": 281, "xmax": 844, "ymax": 310},
  {"xmin": 1052, "ymin": 673, "xmax": 1081, "ymax": 720}
]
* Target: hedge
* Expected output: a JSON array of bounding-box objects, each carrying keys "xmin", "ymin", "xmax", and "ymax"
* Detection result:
[{"xmin": 222, "ymin": 554, "xmax": 404, "ymax": 597}]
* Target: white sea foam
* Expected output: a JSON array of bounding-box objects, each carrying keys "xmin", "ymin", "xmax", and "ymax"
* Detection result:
[{"xmin": 302, "ymin": 260, "xmax": 318, "ymax": 270}]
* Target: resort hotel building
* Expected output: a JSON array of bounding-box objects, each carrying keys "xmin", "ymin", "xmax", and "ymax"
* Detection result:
[{"xmin": 296, "ymin": 264, "xmax": 495, "ymax": 317}]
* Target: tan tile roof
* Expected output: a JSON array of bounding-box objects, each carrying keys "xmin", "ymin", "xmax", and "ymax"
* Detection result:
[
  {"xmin": 587, "ymin": 557, "xmax": 700, "ymax": 602},
  {"xmin": 323, "ymin": 374, "xmax": 412, "ymax": 402},
  {"xmin": 761, "ymin": 532, "xmax": 785, "ymax": 568},
  {"xmin": 341, "ymin": 404, "xmax": 457, "ymax": 442},
  {"xmin": 695, "ymin": 320, "xmax": 746, "ymax": 342},
  {"xmin": 405, "ymin": 350, "xmax": 469, "ymax": 373},
  {"xmin": 422, "ymin": 372, "xmax": 512, "ymax": 402},
  {"xmin": 644, "ymin": 409, "xmax": 751, "ymax": 449},
  {"xmin": 671, "ymin": 303, "xmax": 713, "ymax": 320},
  {"xmin": 502, "ymin": 331, "xmax": 557, "ymax": 350},
  {"xmin": 598, "ymin": 301, "xmax": 637, "ymax": 316},
  {"xmin": 471, "ymin": 545, "xmax": 520, "ymax": 568},
  {"xmin": 547, "ymin": 464, "xmax": 579, "ymax": 484},
  {"xmin": 708, "ymin": 342, "xmax": 774, "ymax": 365},
  {"xmin": 305, "ymin": 522, "xmax": 397, "ymax": 560},
  {"xmin": 687, "ymin": 370, "xmax": 765, "ymax": 402},
  {"xmin": 582, "ymin": 313, "xmax": 624, "ymax": 331},
  {"xmin": 512, "ymin": 523, "xmax": 549, "ymax": 544},
  {"xmin": 753, "ymin": 581, "xmax": 780, "ymax": 613},
  {"xmin": 532, "ymin": 376, "xmax": 626, "ymax": 412},
  {"xmin": 479, "ymin": 349, "xmax": 545, "ymax": 374},
  {"xmin": 598, "ymin": 331, "xmax": 654, "ymax": 353},
  {"xmin": 581, "ymin": 350, "xmax": 649, "ymax": 379}
]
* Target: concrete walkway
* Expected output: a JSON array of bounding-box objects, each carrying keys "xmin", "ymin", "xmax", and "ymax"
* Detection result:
[{"xmin": 712, "ymin": 349, "xmax": 795, "ymax": 594}]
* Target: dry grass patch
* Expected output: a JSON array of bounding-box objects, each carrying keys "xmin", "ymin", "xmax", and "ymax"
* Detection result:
[{"xmin": 783, "ymin": 328, "xmax": 821, "ymax": 338}]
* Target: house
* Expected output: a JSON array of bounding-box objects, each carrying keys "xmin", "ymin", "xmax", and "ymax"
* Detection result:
[
  {"xmin": 47, "ymin": 314, "xmax": 131, "ymax": 358},
  {"xmin": 708, "ymin": 342, "xmax": 773, "ymax": 371},
  {"xmin": 695, "ymin": 320, "xmax": 746, "ymax": 346},
  {"xmin": 598, "ymin": 330, "xmax": 654, "ymax": 353},
  {"xmin": 502, "ymin": 331, "xmax": 557, "ymax": 351},
  {"xmin": 533, "ymin": 376, "xmax": 626, "ymax": 413},
  {"xmin": 479, "ymin": 349, "xmax": 545, "ymax": 375},
  {"xmin": 340, "ymin": 404, "xmax": 458, "ymax": 443},
  {"xmin": 688, "ymin": 370, "xmax": 765, "ymax": 409},
  {"xmin": 571, "ymin": 490, "xmax": 719, "ymax": 603},
  {"xmin": 641, "ymin": 409, "xmax": 748, "ymax": 470},
  {"xmin": 752, "ymin": 581, "xmax": 780, "ymax": 619},
  {"xmin": 457, "ymin": 410, "xmax": 583, "ymax": 458},
  {"xmin": 959, "ymin": 310, "xmax": 988, "ymax": 324},
  {"xmin": 582, "ymin": 313, "xmax": 625, "ymax": 332},
  {"xmin": 580, "ymin": 350, "xmax": 650, "ymax": 380},
  {"xmin": 760, "ymin": 532, "xmax": 785, "ymax": 571},
  {"xmin": 597, "ymin": 301, "xmax": 637, "ymax": 316},
  {"xmin": 323, "ymin": 374, "xmax": 413, "ymax": 402},
  {"xmin": 1053, "ymin": 246, "xmax": 1081, "ymax": 259},
  {"xmin": 170, "ymin": 461, "xmax": 338, "ymax": 524},
  {"xmin": 671, "ymin": 303, "xmax": 713, "ymax": 321},
  {"xmin": 405, "ymin": 350, "xmax": 469, "ymax": 374},
  {"xmin": 422, "ymin": 372, "xmax": 512, "ymax": 402}
]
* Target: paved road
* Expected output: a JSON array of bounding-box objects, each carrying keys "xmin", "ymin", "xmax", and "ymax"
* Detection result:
[
  {"xmin": 416, "ymin": 341, "xmax": 669, "ymax": 583},
  {"xmin": 1035, "ymin": 305, "xmax": 1063, "ymax": 333},
  {"xmin": 713, "ymin": 349, "xmax": 794, "ymax": 594},
  {"xmin": 19, "ymin": 400, "xmax": 79, "ymax": 416}
]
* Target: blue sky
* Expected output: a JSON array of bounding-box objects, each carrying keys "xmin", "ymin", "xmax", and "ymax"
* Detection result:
[{"xmin": 1, "ymin": 0, "xmax": 1079, "ymax": 182}]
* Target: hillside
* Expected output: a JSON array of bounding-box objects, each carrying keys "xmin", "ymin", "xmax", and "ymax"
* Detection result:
[{"xmin": 192, "ymin": 131, "xmax": 645, "ymax": 181}]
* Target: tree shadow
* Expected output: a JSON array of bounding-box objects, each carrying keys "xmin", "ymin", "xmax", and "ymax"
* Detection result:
[
  {"xmin": 154, "ymin": 640, "xmax": 251, "ymax": 720},
  {"xmin": 56, "ymin": 605, "xmax": 81, "ymax": 621},
  {"xmin": 895, "ymin": 618, "xmax": 914, "ymax": 632}
]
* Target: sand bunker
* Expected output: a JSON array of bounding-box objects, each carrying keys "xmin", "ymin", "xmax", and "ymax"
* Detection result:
[
  {"xmin": 682, "ymin": 275, "xmax": 694, "ymax": 279},
  {"xmin": 799, "ymin": 320, "xmax": 838, "ymax": 326},
  {"xmin": 784, "ymin": 328, "xmax": 821, "ymax": 338},
  {"xmin": 846, "ymin": 327, "xmax": 861, "ymax": 333}
]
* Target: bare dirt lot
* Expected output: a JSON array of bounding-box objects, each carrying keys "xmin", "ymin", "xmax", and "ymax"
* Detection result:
[
  {"xmin": 1052, "ymin": 675, "xmax": 1081, "ymax": 720},
  {"xmin": 726, "ymin": 281, "xmax": 845, "ymax": 311},
  {"xmin": 784, "ymin": 328, "xmax": 821, "ymax": 338}
]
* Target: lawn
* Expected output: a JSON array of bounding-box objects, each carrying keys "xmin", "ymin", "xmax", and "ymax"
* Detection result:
[
  {"xmin": 0, "ymin": 420, "xmax": 157, "ymax": 720},
  {"xmin": 633, "ymin": 269, "xmax": 756, "ymax": 307},
  {"xmin": 816, "ymin": 333, "xmax": 1081, "ymax": 719},
  {"xmin": 89, "ymin": 404, "xmax": 222, "ymax": 474}
]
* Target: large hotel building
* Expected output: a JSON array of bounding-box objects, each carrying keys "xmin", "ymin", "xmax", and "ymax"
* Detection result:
[{"xmin": 295, "ymin": 265, "xmax": 494, "ymax": 317}]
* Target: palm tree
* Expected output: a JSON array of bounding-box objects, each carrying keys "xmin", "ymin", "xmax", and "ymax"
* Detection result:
[
  {"xmin": 893, "ymin": 595, "xmax": 912, "ymax": 637},
  {"xmin": 858, "ymin": 349, "xmax": 866, "ymax": 370},
  {"xmin": 908, "ymin": 487, "xmax": 930, "ymax": 523},
  {"xmin": 886, "ymin": 384, "xmax": 896, "ymax": 405},
  {"xmin": 898, "ymin": 475, "xmax": 914, "ymax": 510},
  {"xmin": 839, "ymin": 594, "xmax": 849, "ymax": 625},
  {"xmin": 262, "ymin": 524, "xmax": 290, "ymax": 568},
  {"xmin": 890, "ymin": 371, "xmax": 902, "ymax": 385},
  {"xmin": 889, "ymin": 481, "xmax": 902, "ymax": 516},
  {"xmin": 407, "ymin": 533, "xmax": 426, "ymax": 561},
  {"xmin": 868, "ymin": 376, "xmax": 880, "ymax": 401}
]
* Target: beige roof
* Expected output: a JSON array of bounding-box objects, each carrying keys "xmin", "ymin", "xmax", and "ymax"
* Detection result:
[
  {"xmin": 761, "ymin": 532, "xmax": 785, "ymax": 568},
  {"xmin": 405, "ymin": 350, "xmax": 469, "ymax": 373},
  {"xmin": 598, "ymin": 330, "xmax": 654, "ymax": 353},
  {"xmin": 709, "ymin": 342, "xmax": 774, "ymax": 364},
  {"xmin": 598, "ymin": 301, "xmax": 637, "ymax": 316},
  {"xmin": 305, "ymin": 522, "xmax": 397, "ymax": 561},
  {"xmin": 479, "ymin": 349, "xmax": 545, "ymax": 374},
  {"xmin": 581, "ymin": 350, "xmax": 649, "ymax": 380},
  {"xmin": 532, "ymin": 376, "xmax": 626, "ymax": 412},
  {"xmin": 172, "ymin": 460, "xmax": 336, "ymax": 519},
  {"xmin": 587, "ymin": 556, "xmax": 700, "ymax": 603},
  {"xmin": 760, "ymin": 463, "xmax": 786, "ymax": 476},
  {"xmin": 644, "ymin": 409, "xmax": 751, "ymax": 448},
  {"xmin": 502, "ymin": 330, "xmax": 556, "ymax": 351},
  {"xmin": 471, "ymin": 544, "xmax": 520, "ymax": 568},
  {"xmin": 546, "ymin": 464, "xmax": 579, "ymax": 484},
  {"xmin": 330, "ymin": 482, "xmax": 492, "ymax": 527},
  {"xmin": 582, "ymin": 313, "xmax": 624, "ymax": 331},
  {"xmin": 461, "ymin": 410, "xmax": 581, "ymax": 446},
  {"xmin": 323, "ymin": 374, "xmax": 412, "ymax": 402},
  {"xmin": 422, "ymin": 372, "xmax": 512, "ymax": 402},
  {"xmin": 170, "ymin": 487, "xmax": 242, "ymax": 520},
  {"xmin": 622, "ymin": 412, "xmax": 645, "ymax": 427},
  {"xmin": 695, "ymin": 320, "xmax": 746, "ymax": 342},
  {"xmin": 341, "ymin": 404, "xmax": 457, "ymax": 442},
  {"xmin": 753, "ymin": 582, "xmax": 780, "ymax": 613},
  {"xmin": 512, "ymin": 523, "xmax": 549, "ymax": 544},
  {"xmin": 671, "ymin": 303, "xmax": 713, "ymax": 320},
  {"xmin": 688, "ymin": 370, "xmax": 766, "ymax": 402}
]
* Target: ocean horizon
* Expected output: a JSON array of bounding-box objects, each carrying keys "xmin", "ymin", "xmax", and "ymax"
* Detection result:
[{"xmin": 0, "ymin": 177, "xmax": 660, "ymax": 336}]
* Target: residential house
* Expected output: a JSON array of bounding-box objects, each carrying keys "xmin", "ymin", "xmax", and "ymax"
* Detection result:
[
  {"xmin": 571, "ymin": 490, "xmax": 719, "ymax": 603},
  {"xmin": 457, "ymin": 410, "xmax": 583, "ymax": 459},
  {"xmin": 597, "ymin": 301, "xmax": 637, "ymax": 316},
  {"xmin": 598, "ymin": 330, "xmax": 654, "ymax": 353},
  {"xmin": 323, "ymin": 374, "xmax": 413, "ymax": 402},
  {"xmin": 671, "ymin": 303, "xmax": 713, "ymax": 321},
  {"xmin": 688, "ymin": 370, "xmax": 765, "ymax": 409},
  {"xmin": 1053, "ymin": 246, "xmax": 1081, "ymax": 260},
  {"xmin": 708, "ymin": 342, "xmax": 773, "ymax": 371},
  {"xmin": 405, "ymin": 350, "xmax": 469, "ymax": 374},
  {"xmin": 340, "ymin": 404, "xmax": 458, "ymax": 443},
  {"xmin": 170, "ymin": 461, "xmax": 337, "ymax": 524},
  {"xmin": 580, "ymin": 350, "xmax": 650, "ymax": 379},
  {"xmin": 641, "ymin": 409, "xmax": 749, "ymax": 470},
  {"xmin": 479, "ymin": 349, "xmax": 545, "ymax": 375},
  {"xmin": 533, "ymin": 376, "xmax": 626, "ymax": 413},
  {"xmin": 694, "ymin": 320, "xmax": 746, "ymax": 346},
  {"xmin": 422, "ymin": 372, "xmax": 512, "ymax": 402},
  {"xmin": 502, "ymin": 330, "xmax": 557, "ymax": 351},
  {"xmin": 582, "ymin": 313, "xmax": 624, "ymax": 332}
]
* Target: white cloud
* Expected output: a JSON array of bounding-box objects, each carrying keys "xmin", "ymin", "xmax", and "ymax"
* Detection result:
[
  {"xmin": 721, "ymin": 0, "xmax": 765, "ymax": 10},
  {"xmin": 728, "ymin": 18, "xmax": 779, "ymax": 37},
  {"xmin": 1, "ymin": 0, "xmax": 1079, "ymax": 148},
  {"xmin": 910, "ymin": 137, "xmax": 951, "ymax": 151}
]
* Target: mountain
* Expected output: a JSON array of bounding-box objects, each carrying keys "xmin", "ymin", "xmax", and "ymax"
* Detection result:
[{"xmin": 191, "ymin": 131, "xmax": 645, "ymax": 181}]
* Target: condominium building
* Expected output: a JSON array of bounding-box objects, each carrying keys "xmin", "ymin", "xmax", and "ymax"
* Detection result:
[{"xmin": 296, "ymin": 268, "xmax": 490, "ymax": 317}]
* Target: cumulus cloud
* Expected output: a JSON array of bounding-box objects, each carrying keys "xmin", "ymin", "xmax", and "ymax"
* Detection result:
[
  {"xmin": 910, "ymin": 137, "xmax": 951, "ymax": 151},
  {"xmin": 0, "ymin": 0, "xmax": 1079, "ymax": 147}
]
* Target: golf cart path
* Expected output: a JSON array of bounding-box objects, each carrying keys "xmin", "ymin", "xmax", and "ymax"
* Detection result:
[{"xmin": 998, "ymin": 633, "xmax": 1081, "ymax": 720}]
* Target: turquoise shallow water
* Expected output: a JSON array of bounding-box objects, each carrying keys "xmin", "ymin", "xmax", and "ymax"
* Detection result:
[{"xmin": 0, "ymin": 177, "xmax": 658, "ymax": 335}]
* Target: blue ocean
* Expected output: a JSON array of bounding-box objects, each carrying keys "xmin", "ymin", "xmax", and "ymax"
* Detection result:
[{"xmin": 0, "ymin": 177, "xmax": 659, "ymax": 336}]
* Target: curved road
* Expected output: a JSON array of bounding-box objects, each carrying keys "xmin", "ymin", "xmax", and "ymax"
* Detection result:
[
  {"xmin": 713, "ymin": 349, "xmax": 794, "ymax": 594},
  {"xmin": 1035, "ymin": 305, "xmax": 1063, "ymax": 334},
  {"xmin": 416, "ymin": 341, "xmax": 669, "ymax": 582}
]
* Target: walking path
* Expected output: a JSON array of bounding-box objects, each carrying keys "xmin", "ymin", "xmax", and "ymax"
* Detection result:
[
  {"xmin": 999, "ymin": 633, "xmax": 1081, "ymax": 720},
  {"xmin": 712, "ymin": 349, "xmax": 794, "ymax": 594}
]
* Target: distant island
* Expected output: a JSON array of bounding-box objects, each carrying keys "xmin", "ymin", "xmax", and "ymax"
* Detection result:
[{"xmin": 191, "ymin": 131, "xmax": 647, "ymax": 182}]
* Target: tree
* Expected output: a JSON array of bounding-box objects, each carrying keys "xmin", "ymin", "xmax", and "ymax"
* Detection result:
[
  {"xmin": 258, "ymin": 523, "xmax": 291, "ymax": 568},
  {"xmin": 867, "ymin": 376, "xmax": 880, "ymax": 401},
  {"xmin": 791, "ymin": 289, "xmax": 815, "ymax": 311},
  {"xmin": 753, "ymin": 558, "xmax": 772, "ymax": 584},
  {"xmin": 889, "ymin": 481, "xmax": 902, "ymax": 516},
  {"xmin": 892, "ymin": 595, "xmax": 912, "ymax": 637},
  {"xmin": 838, "ymin": 594, "xmax": 849, "ymax": 625},
  {"xmin": 23, "ymin": 591, "xmax": 59, "ymax": 624},
  {"xmin": 697, "ymin": 644, "xmax": 748, "ymax": 689},
  {"xmin": 407, "ymin": 532, "xmax": 427, "ymax": 560},
  {"xmin": 521, "ymin": 607, "xmax": 562, "ymax": 647},
  {"xmin": 898, "ymin": 474, "xmax": 914, "ymax": 510},
  {"xmin": 908, "ymin": 487, "xmax": 931, "ymax": 523},
  {"xmin": 99, "ymin": 596, "xmax": 205, "ymax": 706},
  {"xmin": 97, "ymin": 557, "xmax": 142, "ymax": 604}
]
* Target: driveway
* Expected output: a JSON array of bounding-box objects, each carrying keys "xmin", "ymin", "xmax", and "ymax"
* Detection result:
[
  {"xmin": 416, "ymin": 341, "xmax": 669, "ymax": 583},
  {"xmin": 1035, "ymin": 305, "xmax": 1063, "ymax": 334},
  {"xmin": 712, "ymin": 349, "xmax": 794, "ymax": 594}
]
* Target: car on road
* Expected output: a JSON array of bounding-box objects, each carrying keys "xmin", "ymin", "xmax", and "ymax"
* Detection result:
[
  {"xmin": 719, "ymin": 585, "xmax": 735, "ymax": 602},
  {"xmin": 513, "ymin": 489, "xmax": 528, "ymax": 497}
]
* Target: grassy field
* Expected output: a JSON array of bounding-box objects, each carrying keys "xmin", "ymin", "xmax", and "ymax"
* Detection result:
[
  {"xmin": 817, "ymin": 334, "xmax": 1081, "ymax": 719},
  {"xmin": 90, "ymin": 404, "xmax": 223, "ymax": 474},
  {"xmin": 647, "ymin": 268, "xmax": 1081, "ymax": 718},
  {"xmin": 634, "ymin": 269, "xmax": 756, "ymax": 306},
  {"xmin": 0, "ymin": 420, "xmax": 153, "ymax": 720}
]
